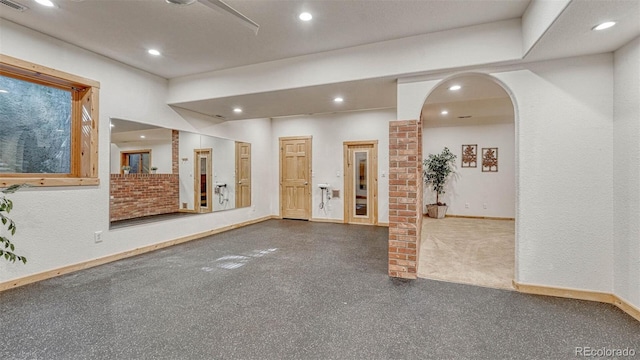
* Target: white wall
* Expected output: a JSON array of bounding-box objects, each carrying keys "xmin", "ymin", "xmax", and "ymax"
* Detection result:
[
  {"xmin": 613, "ymin": 37, "xmax": 640, "ymax": 309},
  {"xmin": 398, "ymin": 54, "xmax": 614, "ymax": 293},
  {"xmin": 200, "ymin": 135, "xmax": 236, "ymax": 211},
  {"xmin": 521, "ymin": 0, "xmax": 571, "ymax": 54},
  {"xmin": 0, "ymin": 21, "xmax": 273, "ymax": 283},
  {"xmin": 423, "ymin": 123, "xmax": 515, "ymax": 218},
  {"xmin": 271, "ymin": 109, "xmax": 394, "ymax": 223}
]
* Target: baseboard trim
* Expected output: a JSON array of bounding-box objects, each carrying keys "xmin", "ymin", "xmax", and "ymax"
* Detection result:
[
  {"xmin": 0, "ymin": 215, "xmax": 275, "ymax": 292},
  {"xmin": 310, "ymin": 218, "xmax": 343, "ymax": 224},
  {"xmin": 613, "ymin": 295, "xmax": 640, "ymax": 322},
  {"xmin": 443, "ymin": 214, "xmax": 515, "ymax": 221},
  {"xmin": 513, "ymin": 281, "xmax": 639, "ymax": 322},
  {"xmin": 378, "ymin": 222, "xmax": 390, "ymax": 227}
]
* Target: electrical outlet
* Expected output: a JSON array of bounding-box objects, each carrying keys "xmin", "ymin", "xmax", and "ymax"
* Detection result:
[
  {"xmin": 94, "ymin": 231, "xmax": 103, "ymax": 243},
  {"xmin": 465, "ymin": 203, "xmax": 469, "ymax": 209},
  {"xmin": 483, "ymin": 203, "xmax": 488, "ymax": 209}
]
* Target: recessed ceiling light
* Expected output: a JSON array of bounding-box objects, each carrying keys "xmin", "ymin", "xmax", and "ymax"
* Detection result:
[
  {"xmin": 592, "ymin": 21, "xmax": 616, "ymax": 31},
  {"xmin": 233, "ymin": 108, "xmax": 242, "ymax": 113},
  {"xmin": 148, "ymin": 49, "xmax": 161, "ymax": 56},
  {"xmin": 166, "ymin": 0, "xmax": 197, "ymax": 5},
  {"xmin": 299, "ymin": 12, "xmax": 312, "ymax": 21},
  {"xmin": 448, "ymin": 85, "xmax": 461, "ymax": 91},
  {"xmin": 35, "ymin": 0, "xmax": 55, "ymax": 7},
  {"xmin": 0, "ymin": 90, "xmax": 8, "ymax": 94},
  {"xmin": 334, "ymin": 97, "xmax": 344, "ymax": 103},
  {"xmin": 441, "ymin": 110, "xmax": 448, "ymax": 115},
  {"xmin": 140, "ymin": 135, "xmax": 146, "ymax": 139}
]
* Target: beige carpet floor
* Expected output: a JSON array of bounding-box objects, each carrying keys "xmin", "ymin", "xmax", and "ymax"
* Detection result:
[{"xmin": 418, "ymin": 217, "xmax": 515, "ymax": 290}]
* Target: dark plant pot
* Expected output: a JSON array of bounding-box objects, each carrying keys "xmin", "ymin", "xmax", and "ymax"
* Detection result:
[{"xmin": 426, "ymin": 204, "xmax": 448, "ymax": 219}]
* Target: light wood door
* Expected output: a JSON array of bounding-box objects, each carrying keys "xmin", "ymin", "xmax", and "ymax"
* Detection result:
[
  {"xmin": 344, "ymin": 141, "xmax": 378, "ymax": 225},
  {"xmin": 194, "ymin": 148, "xmax": 212, "ymax": 213},
  {"xmin": 235, "ymin": 141, "xmax": 251, "ymax": 208},
  {"xmin": 280, "ymin": 136, "xmax": 312, "ymax": 220}
]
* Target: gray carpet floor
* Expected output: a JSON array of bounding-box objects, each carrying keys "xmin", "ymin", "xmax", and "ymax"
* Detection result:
[{"xmin": 0, "ymin": 219, "xmax": 638, "ymax": 359}]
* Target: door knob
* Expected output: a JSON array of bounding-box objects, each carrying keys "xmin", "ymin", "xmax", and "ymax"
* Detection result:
[
  {"xmin": 238, "ymin": 181, "xmax": 242, "ymax": 184},
  {"xmin": 304, "ymin": 182, "xmax": 308, "ymax": 185}
]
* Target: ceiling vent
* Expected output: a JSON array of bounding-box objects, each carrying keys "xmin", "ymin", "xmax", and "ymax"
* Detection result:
[
  {"xmin": 458, "ymin": 115, "xmax": 472, "ymax": 119},
  {"xmin": 0, "ymin": 0, "xmax": 28, "ymax": 11}
]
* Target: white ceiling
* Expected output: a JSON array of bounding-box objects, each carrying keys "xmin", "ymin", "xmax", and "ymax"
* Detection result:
[
  {"xmin": 2, "ymin": 0, "xmax": 638, "ymax": 125},
  {"xmin": 0, "ymin": 0, "xmax": 530, "ymax": 79}
]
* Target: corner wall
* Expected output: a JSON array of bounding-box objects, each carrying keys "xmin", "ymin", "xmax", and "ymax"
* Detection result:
[{"xmin": 613, "ymin": 37, "xmax": 640, "ymax": 309}]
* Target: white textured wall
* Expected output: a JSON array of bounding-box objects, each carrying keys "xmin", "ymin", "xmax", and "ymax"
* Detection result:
[
  {"xmin": 0, "ymin": 21, "xmax": 273, "ymax": 283},
  {"xmin": 398, "ymin": 54, "xmax": 615, "ymax": 293},
  {"xmin": 521, "ymin": 0, "xmax": 571, "ymax": 55},
  {"xmin": 613, "ymin": 37, "xmax": 640, "ymax": 308},
  {"xmin": 423, "ymin": 123, "xmax": 515, "ymax": 218},
  {"xmin": 271, "ymin": 109, "xmax": 394, "ymax": 223}
]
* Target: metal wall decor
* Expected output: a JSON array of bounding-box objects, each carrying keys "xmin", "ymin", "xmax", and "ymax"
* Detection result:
[
  {"xmin": 482, "ymin": 147, "xmax": 498, "ymax": 172},
  {"xmin": 461, "ymin": 144, "xmax": 477, "ymax": 168}
]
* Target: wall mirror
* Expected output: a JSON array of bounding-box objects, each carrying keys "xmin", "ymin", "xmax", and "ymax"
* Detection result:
[{"xmin": 109, "ymin": 119, "xmax": 251, "ymax": 228}]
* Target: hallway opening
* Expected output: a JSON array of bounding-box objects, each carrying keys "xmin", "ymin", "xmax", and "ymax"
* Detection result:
[{"xmin": 418, "ymin": 73, "xmax": 517, "ymax": 289}]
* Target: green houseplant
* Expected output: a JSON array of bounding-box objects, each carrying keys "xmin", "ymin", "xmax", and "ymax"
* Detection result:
[
  {"xmin": 122, "ymin": 165, "xmax": 131, "ymax": 174},
  {"xmin": 1, "ymin": 184, "xmax": 27, "ymax": 263},
  {"xmin": 423, "ymin": 147, "xmax": 457, "ymax": 219}
]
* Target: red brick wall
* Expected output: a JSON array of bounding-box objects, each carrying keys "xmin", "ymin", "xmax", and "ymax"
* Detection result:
[
  {"xmin": 172, "ymin": 130, "xmax": 179, "ymax": 174},
  {"xmin": 388, "ymin": 119, "xmax": 423, "ymax": 279},
  {"xmin": 110, "ymin": 174, "xmax": 180, "ymax": 222}
]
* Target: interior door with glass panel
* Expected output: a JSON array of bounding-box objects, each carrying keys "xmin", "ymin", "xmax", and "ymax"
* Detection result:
[
  {"xmin": 344, "ymin": 141, "xmax": 378, "ymax": 225},
  {"xmin": 235, "ymin": 141, "xmax": 251, "ymax": 208},
  {"xmin": 194, "ymin": 148, "xmax": 212, "ymax": 213}
]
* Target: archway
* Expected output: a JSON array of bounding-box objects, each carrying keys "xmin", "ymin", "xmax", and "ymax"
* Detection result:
[{"xmin": 417, "ymin": 73, "xmax": 517, "ymax": 289}]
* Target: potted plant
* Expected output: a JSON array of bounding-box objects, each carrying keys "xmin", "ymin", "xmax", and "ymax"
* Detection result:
[
  {"xmin": 150, "ymin": 166, "xmax": 158, "ymax": 174},
  {"xmin": 423, "ymin": 147, "xmax": 457, "ymax": 219},
  {"xmin": 1, "ymin": 184, "xmax": 27, "ymax": 264},
  {"xmin": 122, "ymin": 165, "xmax": 131, "ymax": 174}
]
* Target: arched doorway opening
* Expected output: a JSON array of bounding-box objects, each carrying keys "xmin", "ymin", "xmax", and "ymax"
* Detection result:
[{"xmin": 417, "ymin": 73, "xmax": 517, "ymax": 290}]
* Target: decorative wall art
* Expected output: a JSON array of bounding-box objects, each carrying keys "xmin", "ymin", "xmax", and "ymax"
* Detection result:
[
  {"xmin": 461, "ymin": 144, "xmax": 477, "ymax": 168},
  {"xmin": 482, "ymin": 147, "xmax": 498, "ymax": 172}
]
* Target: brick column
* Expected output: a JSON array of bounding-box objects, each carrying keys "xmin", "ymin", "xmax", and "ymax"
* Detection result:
[
  {"xmin": 172, "ymin": 130, "xmax": 179, "ymax": 174},
  {"xmin": 388, "ymin": 120, "xmax": 423, "ymax": 279}
]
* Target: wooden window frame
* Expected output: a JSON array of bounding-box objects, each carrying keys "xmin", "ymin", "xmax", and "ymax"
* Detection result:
[
  {"xmin": 120, "ymin": 150, "xmax": 152, "ymax": 174},
  {"xmin": 0, "ymin": 54, "xmax": 100, "ymax": 187}
]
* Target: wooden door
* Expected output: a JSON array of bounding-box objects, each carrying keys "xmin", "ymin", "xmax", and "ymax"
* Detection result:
[
  {"xmin": 280, "ymin": 136, "xmax": 312, "ymax": 220},
  {"xmin": 235, "ymin": 141, "xmax": 251, "ymax": 208},
  {"xmin": 344, "ymin": 141, "xmax": 378, "ymax": 225},
  {"xmin": 194, "ymin": 148, "xmax": 212, "ymax": 213}
]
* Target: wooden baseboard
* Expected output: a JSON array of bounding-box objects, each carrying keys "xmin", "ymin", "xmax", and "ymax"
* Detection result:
[
  {"xmin": 613, "ymin": 295, "xmax": 640, "ymax": 322},
  {"xmin": 378, "ymin": 222, "xmax": 389, "ymax": 227},
  {"xmin": 0, "ymin": 215, "xmax": 275, "ymax": 292},
  {"xmin": 513, "ymin": 281, "xmax": 639, "ymax": 322},
  {"xmin": 310, "ymin": 218, "xmax": 344, "ymax": 224},
  {"xmin": 441, "ymin": 214, "xmax": 515, "ymax": 221}
]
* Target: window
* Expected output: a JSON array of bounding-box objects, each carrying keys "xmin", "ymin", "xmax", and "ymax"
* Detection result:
[
  {"xmin": 121, "ymin": 150, "xmax": 151, "ymax": 174},
  {"xmin": 0, "ymin": 55, "xmax": 100, "ymax": 187}
]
